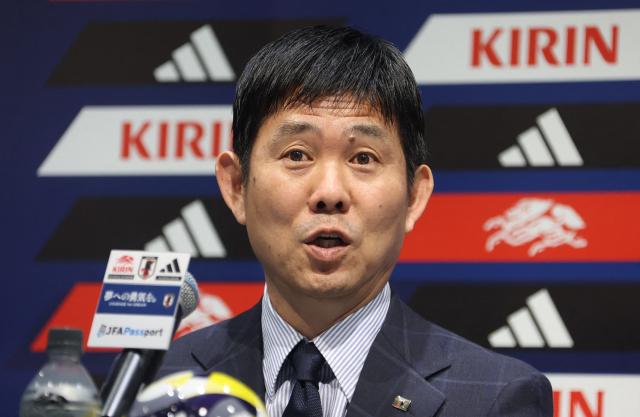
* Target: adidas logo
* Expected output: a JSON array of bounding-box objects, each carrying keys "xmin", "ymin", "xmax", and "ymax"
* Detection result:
[
  {"xmin": 498, "ymin": 108, "xmax": 583, "ymax": 167},
  {"xmin": 145, "ymin": 200, "xmax": 227, "ymax": 258},
  {"xmin": 159, "ymin": 258, "xmax": 181, "ymax": 274},
  {"xmin": 154, "ymin": 25, "xmax": 235, "ymax": 82},
  {"xmin": 488, "ymin": 288, "xmax": 573, "ymax": 348}
]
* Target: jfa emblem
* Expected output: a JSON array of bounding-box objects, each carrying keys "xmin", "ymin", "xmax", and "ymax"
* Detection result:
[
  {"xmin": 138, "ymin": 256, "xmax": 158, "ymax": 279},
  {"xmin": 162, "ymin": 293, "xmax": 175, "ymax": 308}
]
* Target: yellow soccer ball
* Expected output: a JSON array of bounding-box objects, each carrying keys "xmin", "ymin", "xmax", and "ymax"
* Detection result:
[{"xmin": 130, "ymin": 371, "xmax": 267, "ymax": 417}]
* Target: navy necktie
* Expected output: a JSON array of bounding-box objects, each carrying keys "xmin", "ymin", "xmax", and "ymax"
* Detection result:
[{"xmin": 283, "ymin": 341, "xmax": 325, "ymax": 417}]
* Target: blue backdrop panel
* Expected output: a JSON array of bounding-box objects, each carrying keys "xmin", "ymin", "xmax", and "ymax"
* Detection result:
[{"xmin": 3, "ymin": 1, "xmax": 640, "ymax": 416}]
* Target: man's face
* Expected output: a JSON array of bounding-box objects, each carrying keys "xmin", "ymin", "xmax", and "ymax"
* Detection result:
[{"xmin": 219, "ymin": 98, "xmax": 432, "ymax": 307}]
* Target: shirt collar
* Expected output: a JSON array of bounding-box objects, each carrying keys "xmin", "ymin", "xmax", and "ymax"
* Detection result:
[
  {"xmin": 261, "ymin": 283, "xmax": 391, "ymax": 401},
  {"xmin": 261, "ymin": 288, "xmax": 302, "ymax": 398}
]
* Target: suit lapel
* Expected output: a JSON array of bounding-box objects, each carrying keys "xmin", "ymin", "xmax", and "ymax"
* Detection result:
[
  {"xmin": 190, "ymin": 302, "xmax": 266, "ymax": 399},
  {"xmin": 347, "ymin": 295, "xmax": 450, "ymax": 417}
]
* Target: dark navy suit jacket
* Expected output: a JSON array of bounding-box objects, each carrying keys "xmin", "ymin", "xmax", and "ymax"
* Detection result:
[{"xmin": 156, "ymin": 293, "xmax": 553, "ymax": 416}]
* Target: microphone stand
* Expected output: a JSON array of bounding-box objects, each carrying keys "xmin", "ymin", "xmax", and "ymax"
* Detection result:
[{"xmin": 99, "ymin": 309, "xmax": 184, "ymax": 417}]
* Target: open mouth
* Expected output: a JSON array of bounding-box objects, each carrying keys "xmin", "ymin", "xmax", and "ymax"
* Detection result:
[
  {"xmin": 303, "ymin": 230, "xmax": 351, "ymax": 262},
  {"xmin": 308, "ymin": 234, "xmax": 348, "ymax": 249}
]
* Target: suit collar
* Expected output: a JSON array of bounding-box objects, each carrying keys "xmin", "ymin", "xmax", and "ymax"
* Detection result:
[
  {"xmin": 190, "ymin": 301, "xmax": 266, "ymax": 399},
  {"xmin": 347, "ymin": 293, "xmax": 450, "ymax": 417}
]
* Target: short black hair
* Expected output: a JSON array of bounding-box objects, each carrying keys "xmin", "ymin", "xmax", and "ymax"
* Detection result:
[{"xmin": 232, "ymin": 25, "xmax": 426, "ymax": 185}]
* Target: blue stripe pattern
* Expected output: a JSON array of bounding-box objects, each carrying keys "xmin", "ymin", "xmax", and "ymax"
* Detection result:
[{"xmin": 262, "ymin": 283, "xmax": 391, "ymax": 417}]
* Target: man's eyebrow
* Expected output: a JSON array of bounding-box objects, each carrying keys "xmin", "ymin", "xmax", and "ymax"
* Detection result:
[
  {"xmin": 345, "ymin": 124, "xmax": 389, "ymax": 140},
  {"xmin": 272, "ymin": 121, "xmax": 320, "ymax": 141}
]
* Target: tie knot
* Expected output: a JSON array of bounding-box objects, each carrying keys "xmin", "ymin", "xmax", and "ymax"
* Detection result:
[{"xmin": 289, "ymin": 342, "xmax": 325, "ymax": 383}]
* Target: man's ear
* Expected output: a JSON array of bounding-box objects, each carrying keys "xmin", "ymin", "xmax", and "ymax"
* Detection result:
[
  {"xmin": 216, "ymin": 151, "xmax": 246, "ymax": 225},
  {"xmin": 405, "ymin": 164, "xmax": 434, "ymax": 233}
]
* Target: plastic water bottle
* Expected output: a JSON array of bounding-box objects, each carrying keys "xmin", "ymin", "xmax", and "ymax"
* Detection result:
[{"xmin": 20, "ymin": 328, "xmax": 101, "ymax": 417}]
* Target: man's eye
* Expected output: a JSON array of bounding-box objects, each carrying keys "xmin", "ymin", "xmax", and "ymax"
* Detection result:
[
  {"xmin": 286, "ymin": 150, "xmax": 306, "ymax": 161},
  {"xmin": 354, "ymin": 152, "xmax": 373, "ymax": 165}
]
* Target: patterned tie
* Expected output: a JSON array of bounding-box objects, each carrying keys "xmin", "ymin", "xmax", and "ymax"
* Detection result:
[{"xmin": 282, "ymin": 341, "xmax": 325, "ymax": 417}]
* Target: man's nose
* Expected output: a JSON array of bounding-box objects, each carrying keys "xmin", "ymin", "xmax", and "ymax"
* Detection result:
[{"xmin": 308, "ymin": 163, "xmax": 351, "ymax": 214}]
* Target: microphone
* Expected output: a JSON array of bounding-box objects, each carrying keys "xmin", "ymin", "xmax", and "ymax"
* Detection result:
[{"xmin": 99, "ymin": 272, "xmax": 200, "ymax": 417}]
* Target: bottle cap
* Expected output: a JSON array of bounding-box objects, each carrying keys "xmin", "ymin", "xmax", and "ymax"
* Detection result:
[{"xmin": 47, "ymin": 328, "xmax": 83, "ymax": 354}]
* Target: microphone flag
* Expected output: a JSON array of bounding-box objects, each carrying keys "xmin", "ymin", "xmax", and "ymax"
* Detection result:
[{"xmin": 88, "ymin": 250, "xmax": 191, "ymax": 350}]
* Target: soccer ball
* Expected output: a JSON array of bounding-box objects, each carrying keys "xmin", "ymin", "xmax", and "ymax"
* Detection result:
[{"xmin": 129, "ymin": 371, "xmax": 267, "ymax": 417}]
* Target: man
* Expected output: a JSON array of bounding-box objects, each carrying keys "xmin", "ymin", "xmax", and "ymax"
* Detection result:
[{"xmin": 157, "ymin": 26, "xmax": 553, "ymax": 416}]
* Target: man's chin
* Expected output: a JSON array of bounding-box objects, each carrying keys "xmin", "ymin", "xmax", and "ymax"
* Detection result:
[{"xmin": 295, "ymin": 273, "xmax": 356, "ymax": 300}]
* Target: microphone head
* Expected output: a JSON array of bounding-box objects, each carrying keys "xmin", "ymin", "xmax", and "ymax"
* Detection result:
[{"xmin": 179, "ymin": 272, "xmax": 199, "ymax": 317}]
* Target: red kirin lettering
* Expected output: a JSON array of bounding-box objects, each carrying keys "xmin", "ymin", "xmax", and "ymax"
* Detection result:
[
  {"xmin": 471, "ymin": 25, "xmax": 618, "ymax": 67},
  {"xmin": 120, "ymin": 120, "xmax": 232, "ymax": 160},
  {"xmin": 553, "ymin": 390, "xmax": 604, "ymax": 417}
]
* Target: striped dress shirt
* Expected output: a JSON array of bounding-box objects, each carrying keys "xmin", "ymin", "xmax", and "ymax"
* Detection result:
[{"xmin": 261, "ymin": 283, "xmax": 391, "ymax": 417}]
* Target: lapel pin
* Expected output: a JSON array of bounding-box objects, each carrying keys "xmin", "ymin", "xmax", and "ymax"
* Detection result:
[{"xmin": 392, "ymin": 395, "xmax": 412, "ymax": 412}]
